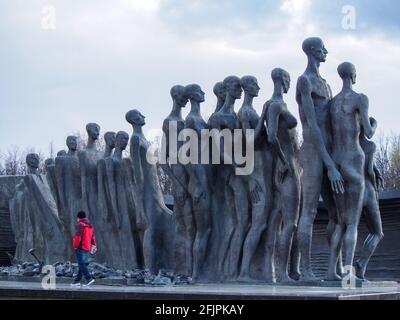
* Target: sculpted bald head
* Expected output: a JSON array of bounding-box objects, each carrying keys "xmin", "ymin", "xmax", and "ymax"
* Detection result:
[
  {"xmin": 115, "ymin": 131, "xmax": 129, "ymax": 150},
  {"xmin": 223, "ymin": 75, "xmax": 243, "ymax": 100},
  {"xmin": 271, "ymin": 68, "xmax": 291, "ymax": 93},
  {"xmin": 86, "ymin": 123, "xmax": 100, "ymax": 140},
  {"xmin": 126, "ymin": 109, "xmax": 146, "ymax": 126},
  {"xmin": 184, "ymin": 84, "xmax": 205, "ymax": 103},
  {"xmin": 26, "ymin": 153, "xmax": 40, "ymax": 170},
  {"xmin": 240, "ymin": 75, "xmax": 260, "ymax": 97},
  {"xmin": 66, "ymin": 136, "xmax": 78, "ymax": 152},
  {"xmin": 104, "ymin": 132, "xmax": 116, "ymax": 148},
  {"xmin": 302, "ymin": 37, "xmax": 328, "ymax": 63},
  {"xmin": 170, "ymin": 85, "xmax": 188, "ymax": 107},
  {"xmin": 338, "ymin": 62, "xmax": 356, "ymax": 84},
  {"xmin": 213, "ymin": 82, "xmax": 226, "ymax": 100}
]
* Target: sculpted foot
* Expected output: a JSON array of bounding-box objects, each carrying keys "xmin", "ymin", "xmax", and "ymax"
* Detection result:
[
  {"xmin": 289, "ymin": 271, "xmax": 301, "ymax": 281},
  {"xmin": 325, "ymin": 272, "xmax": 342, "ymax": 281},
  {"xmin": 354, "ymin": 261, "xmax": 366, "ymax": 280},
  {"xmin": 299, "ymin": 272, "xmax": 319, "ymax": 282},
  {"xmin": 277, "ymin": 273, "xmax": 296, "ymax": 284},
  {"xmin": 237, "ymin": 275, "xmax": 257, "ymax": 283},
  {"xmin": 265, "ymin": 274, "xmax": 275, "ymax": 284}
]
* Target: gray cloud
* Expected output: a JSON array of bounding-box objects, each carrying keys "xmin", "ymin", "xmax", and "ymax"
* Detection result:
[{"xmin": 0, "ymin": 0, "xmax": 399, "ymax": 155}]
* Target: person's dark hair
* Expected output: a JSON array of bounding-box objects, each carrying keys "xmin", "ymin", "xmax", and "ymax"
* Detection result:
[{"xmin": 77, "ymin": 211, "xmax": 86, "ymax": 219}]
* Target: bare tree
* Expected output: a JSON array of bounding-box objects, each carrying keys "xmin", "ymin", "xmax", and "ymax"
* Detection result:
[
  {"xmin": 0, "ymin": 146, "xmax": 46, "ymax": 176},
  {"xmin": 0, "ymin": 149, "xmax": 5, "ymax": 175},
  {"xmin": 375, "ymin": 133, "xmax": 400, "ymax": 190}
]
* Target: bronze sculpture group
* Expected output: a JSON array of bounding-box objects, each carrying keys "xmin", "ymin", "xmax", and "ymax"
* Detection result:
[{"xmin": 9, "ymin": 37, "xmax": 384, "ymax": 284}]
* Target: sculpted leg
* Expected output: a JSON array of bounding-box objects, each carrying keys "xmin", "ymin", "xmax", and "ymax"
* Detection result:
[
  {"xmin": 297, "ymin": 144, "xmax": 323, "ymax": 281},
  {"xmin": 184, "ymin": 200, "xmax": 195, "ymax": 277},
  {"xmin": 264, "ymin": 194, "xmax": 281, "ymax": 283},
  {"xmin": 355, "ymin": 195, "xmax": 383, "ymax": 279},
  {"xmin": 192, "ymin": 194, "xmax": 212, "ymax": 281},
  {"xmin": 326, "ymin": 191, "xmax": 345, "ymax": 281},
  {"xmin": 173, "ymin": 182, "xmax": 189, "ymax": 275},
  {"xmin": 218, "ymin": 186, "xmax": 235, "ymax": 277},
  {"xmin": 276, "ymin": 177, "xmax": 300, "ymax": 282},
  {"xmin": 239, "ymin": 178, "xmax": 267, "ymax": 281},
  {"xmin": 326, "ymin": 222, "xmax": 345, "ymax": 280},
  {"xmin": 143, "ymin": 227, "xmax": 156, "ymax": 273},
  {"xmin": 321, "ymin": 175, "xmax": 343, "ymax": 276},
  {"xmin": 289, "ymin": 231, "xmax": 301, "ymax": 280},
  {"xmin": 228, "ymin": 176, "xmax": 250, "ymax": 278},
  {"xmin": 341, "ymin": 170, "xmax": 365, "ymax": 278}
]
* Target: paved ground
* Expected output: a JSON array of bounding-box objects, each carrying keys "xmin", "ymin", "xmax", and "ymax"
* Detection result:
[{"xmin": 0, "ymin": 280, "xmax": 399, "ymax": 300}]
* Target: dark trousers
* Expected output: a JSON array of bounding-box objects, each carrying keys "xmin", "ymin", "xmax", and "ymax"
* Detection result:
[{"xmin": 74, "ymin": 249, "xmax": 93, "ymax": 282}]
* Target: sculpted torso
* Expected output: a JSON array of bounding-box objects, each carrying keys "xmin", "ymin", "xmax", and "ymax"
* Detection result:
[
  {"xmin": 163, "ymin": 116, "xmax": 185, "ymax": 150},
  {"xmin": 297, "ymin": 74, "xmax": 332, "ymax": 144},
  {"xmin": 210, "ymin": 111, "xmax": 239, "ymax": 131},
  {"xmin": 330, "ymin": 92, "xmax": 366, "ymax": 162},
  {"xmin": 266, "ymin": 100, "xmax": 298, "ymax": 157}
]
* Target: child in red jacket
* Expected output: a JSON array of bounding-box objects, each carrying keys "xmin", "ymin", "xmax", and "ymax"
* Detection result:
[{"xmin": 71, "ymin": 211, "xmax": 97, "ymax": 287}]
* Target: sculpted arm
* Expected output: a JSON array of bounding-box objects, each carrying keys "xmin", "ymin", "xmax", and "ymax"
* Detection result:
[
  {"xmin": 240, "ymin": 110, "xmax": 256, "ymax": 148},
  {"xmin": 254, "ymin": 102, "xmax": 268, "ymax": 140},
  {"xmin": 299, "ymin": 76, "xmax": 344, "ymax": 193},
  {"xmin": 267, "ymin": 102, "xmax": 288, "ymax": 166},
  {"xmin": 298, "ymin": 76, "xmax": 335, "ymax": 169},
  {"xmin": 131, "ymin": 136, "xmax": 144, "ymax": 185},
  {"xmin": 78, "ymin": 152, "xmax": 88, "ymax": 207},
  {"xmin": 359, "ymin": 94, "xmax": 377, "ymax": 139},
  {"xmin": 209, "ymin": 116, "xmax": 234, "ymax": 165},
  {"xmin": 162, "ymin": 120, "xmax": 171, "ymax": 164}
]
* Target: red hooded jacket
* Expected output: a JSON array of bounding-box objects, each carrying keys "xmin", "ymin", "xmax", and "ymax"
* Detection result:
[{"xmin": 73, "ymin": 218, "xmax": 97, "ymax": 251}]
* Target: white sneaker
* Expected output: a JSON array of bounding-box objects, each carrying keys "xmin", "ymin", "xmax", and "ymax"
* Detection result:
[
  {"xmin": 84, "ymin": 279, "xmax": 95, "ymax": 287},
  {"xmin": 70, "ymin": 282, "xmax": 81, "ymax": 287}
]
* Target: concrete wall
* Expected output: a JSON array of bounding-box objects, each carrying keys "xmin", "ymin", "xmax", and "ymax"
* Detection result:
[
  {"xmin": 0, "ymin": 176, "xmax": 22, "ymax": 266},
  {"xmin": 311, "ymin": 191, "xmax": 400, "ymax": 281}
]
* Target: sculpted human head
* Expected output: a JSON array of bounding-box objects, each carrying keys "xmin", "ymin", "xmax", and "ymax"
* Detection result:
[
  {"xmin": 57, "ymin": 150, "xmax": 67, "ymax": 157},
  {"xmin": 104, "ymin": 132, "xmax": 116, "ymax": 149},
  {"xmin": 184, "ymin": 84, "xmax": 205, "ymax": 103},
  {"xmin": 86, "ymin": 123, "xmax": 100, "ymax": 140},
  {"xmin": 170, "ymin": 85, "xmax": 189, "ymax": 107},
  {"xmin": 302, "ymin": 37, "xmax": 328, "ymax": 63},
  {"xmin": 240, "ymin": 76, "xmax": 260, "ymax": 97},
  {"xmin": 26, "ymin": 153, "xmax": 40, "ymax": 170},
  {"xmin": 223, "ymin": 75, "xmax": 243, "ymax": 100},
  {"xmin": 213, "ymin": 82, "xmax": 226, "ymax": 100},
  {"xmin": 66, "ymin": 136, "xmax": 78, "ymax": 152},
  {"xmin": 338, "ymin": 62, "xmax": 356, "ymax": 84},
  {"xmin": 126, "ymin": 109, "xmax": 146, "ymax": 127},
  {"xmin": 271, "ymin": 68, "xmax": 291, "ymax": 94},
  {"xmin": 45, "ymin": 158, "xmax": 55, "ymax": 167},
  {"xmin": 115, "ymin": 131, "xmax": 129, "ymax": 150}
]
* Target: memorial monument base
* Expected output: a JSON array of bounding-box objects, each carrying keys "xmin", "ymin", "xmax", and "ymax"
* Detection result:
[{"xmin": 0, "ymin": 277, "xmax": 399, "ymax": 300}]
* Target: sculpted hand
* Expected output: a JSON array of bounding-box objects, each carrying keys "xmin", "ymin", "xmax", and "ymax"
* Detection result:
[
  {"xmin": 377, "ymin": 175, "xmax": 384, "ymax": 191},
  {"xmin": 194, "ymin": 189, "xmax": 206, "ymax": 205},
  {"xmin": 368, "ymin": 169, "xmax": 377, "ymax": 191},
  {"xmin": 328, "ymin": 166, "xmax": 345, "ymax": 194},
  {"xmin": 278, "ymin": 161, "xmax": 291, "ymax": 184},
  {"xmin": 136, "ymin": 214, "xmax": 147, "ymax": 232}
]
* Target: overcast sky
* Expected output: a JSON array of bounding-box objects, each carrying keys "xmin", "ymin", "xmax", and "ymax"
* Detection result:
[{"xmin": 1, "ymin": 0, "xmax": 399, "ymax": 155}]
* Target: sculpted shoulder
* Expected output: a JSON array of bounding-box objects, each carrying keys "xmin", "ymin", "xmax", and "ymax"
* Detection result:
[
  {"xmin": 296, "ymin": 74, "xmax": 312, "ymax": 95},
  {"xmin": 208, "ymin": 112, "xmax": 221, "ymax": 128},
  {"xmin": 359, "ymin": 93, "xmax": 369, "ymax": 106}
]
